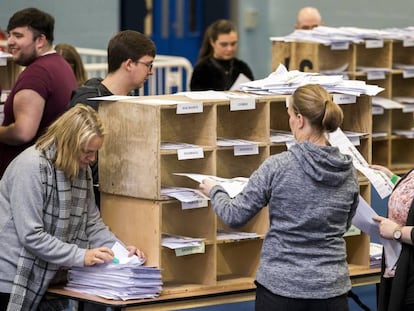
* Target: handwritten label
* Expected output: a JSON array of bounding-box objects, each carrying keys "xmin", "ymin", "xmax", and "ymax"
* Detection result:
[
  {"xmin": 330, "ymin": 42, "xmax": 349, "ymax": 50},
  {"xmin": 403, "ymin": 70, "xmax": 414, "ymax": 79},
  {"xmin": 343, "ymin": 225, "xmax": 361, "ymax": 237},
  {"xmin": 175, "ymin": 243, "xmax": 205, "ymax": 256},
  {"xmin": 333, "ymin": 94, "xmax": 357, "ymax": 104},
  {"xmin": 182, "ymin": 199, "xmax": 208, "ymax": 210},
  {"xmin": 365, "ymin": 39, "xmax": 384, "ymax": 49},
  {"xmin": 403, "ymin": 38, "xmax": 414, "ymax": 47},
  {"xmin": 177, "ymin": 147, "xmax": 204, "ymax": 160},
  {"xmin": 230, "ymin": 97, "xmax": 256, "ymax": 111},
  {"xmin": 234, "ymin": 144, "xmax": 259, "ymax": 156},
  {"xmin": 176, "ymin": 102, "xmax": 203, "ymax": 114},
  {"xmin": 367, "ymin": 71, "xmax": 385, "ymax": 80}
]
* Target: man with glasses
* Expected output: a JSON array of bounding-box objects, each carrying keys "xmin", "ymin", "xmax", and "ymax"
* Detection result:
[
  {"xmin": 0, "ymin": 7, "xmax": 77, "ymax": 178},
  {"xmin": 68, "ymin": 30, "xmax": 156, "ymax": 208}
]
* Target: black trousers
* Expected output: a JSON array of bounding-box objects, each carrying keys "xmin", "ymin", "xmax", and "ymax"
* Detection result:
[
  {"xmin": 255, "ymin": 281, "xmax": 349, "ymax": 311},
  {"xmin": 0, "ymin": 292, "xmax": 10, "ymax": 310}
]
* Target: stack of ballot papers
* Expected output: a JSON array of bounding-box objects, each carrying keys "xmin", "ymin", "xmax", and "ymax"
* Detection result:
[
  {"xmin": 240, "ymin": 64, "xmax": 384, "ymax": 96},
  {"xmin": 64, "ymin": 242, "xmax": 162, "ymax": 300},
  {"xmin": 370, "ymin": 243, "xmax": 383, "ymax": 269}
]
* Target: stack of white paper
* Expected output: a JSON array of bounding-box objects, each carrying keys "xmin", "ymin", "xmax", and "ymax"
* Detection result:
[
  {"xmin": 65, "ymin": 264, "xmax": 162, "ymax": 300},
  {"xmin": 64, "ymin": 242, "xmax": 162, "ymax": 300},
  {"xmin": 240, "ymin": 64, "xmax": 384, "ymax": 96}
]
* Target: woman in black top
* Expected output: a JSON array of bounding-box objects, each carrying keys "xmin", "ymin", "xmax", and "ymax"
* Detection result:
[
  {"xmin": 372, "ymin": 164, "xmax": 414, "ymax": 311},
  {"xmin": 190, "ymin": 19, "xmax": 254, "ymax": 91}
]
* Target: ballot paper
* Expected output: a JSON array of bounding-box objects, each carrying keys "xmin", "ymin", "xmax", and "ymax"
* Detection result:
[
  {"xmin": 351, "ymin": 196, "xmax": 401, "ymax": 270},
  {"xmin": 328, "ymin": 128, "xmax": 394, "ymax": 199},
  {"xmin": 173, "ymin": 173, "xmax": 248, "ymax": 198},
  {"xmin": 64, "ymin": 242, "xmax": 162, "ymax": 300}
]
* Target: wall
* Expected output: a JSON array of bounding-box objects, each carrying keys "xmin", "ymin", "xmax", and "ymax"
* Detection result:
[{"xmin": 0, "ymin": 0, "xmax": 118, "ymax": 50}]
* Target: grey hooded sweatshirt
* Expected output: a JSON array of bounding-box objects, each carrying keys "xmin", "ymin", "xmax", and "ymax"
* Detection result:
[{"xmin": 210, "ymin": 141, "xmax": 359, "ymax": 299}]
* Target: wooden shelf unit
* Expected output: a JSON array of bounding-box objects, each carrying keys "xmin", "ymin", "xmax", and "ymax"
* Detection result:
[
  {"xmin": 99, "ymin": 94, "xmax": 372, "ymax": 294},
  {"xmin": 272, "ymin": 38, "xmax": 414, "ymax": 173}
]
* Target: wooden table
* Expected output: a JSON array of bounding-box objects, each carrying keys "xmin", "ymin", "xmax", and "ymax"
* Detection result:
[{"xmin": 47, "ymin": 267, "xmax": 381, "ymax": 311}]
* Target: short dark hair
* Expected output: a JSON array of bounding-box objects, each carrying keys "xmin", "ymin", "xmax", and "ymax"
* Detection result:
[
  {"xmin": 7, "ymin": 7, "xmax": 55, "ymax": 43},
  {"xmin": 107, "ymin": 30, "xmax": 156, "ymax": 73}
]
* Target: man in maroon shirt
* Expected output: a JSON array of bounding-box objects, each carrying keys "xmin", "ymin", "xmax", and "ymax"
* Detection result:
[{"xmin": 0, "ymin": 7, "xmax": 77, "ymax": 177}]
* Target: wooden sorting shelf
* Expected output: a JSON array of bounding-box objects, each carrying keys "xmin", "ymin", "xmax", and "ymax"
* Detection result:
[
  {"xmin": 272, "ymin": 38, "xmax": 414, "ymax": 173},
  {"xmin": 99, "ymin": 93, "xmax": 373, "ymax": 294}
]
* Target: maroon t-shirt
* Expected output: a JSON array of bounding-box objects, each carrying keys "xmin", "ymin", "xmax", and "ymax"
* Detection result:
[{"xmin": 0, "ymin": 53, "xmax": 77, "ymax": 177}]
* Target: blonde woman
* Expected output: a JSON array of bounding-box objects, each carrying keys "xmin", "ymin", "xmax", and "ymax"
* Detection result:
[
  {"xmin": 55, "ymin": 43, "xmax": 88, "ymax": 86},
  {"xmin": 0, "ymin": 104, "xmax": 145, "ymax": 310}
]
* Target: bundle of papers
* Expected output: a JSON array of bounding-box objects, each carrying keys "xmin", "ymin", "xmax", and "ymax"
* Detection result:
[
  {"xmin": 64, "ymin": 242, "xmax": 162, "ymax": 300},
  {"xmin": 271, "ymin": 25, "xmax": 414, "ymax": 46},
  {"xmin": 161, "ymin": 186, "xmax": 209, "ymax": 209},
  {"xmin": 65, "ymin": 264, "xmax": 162, "ymax": 300},
  {"xmin": 217, "ymin": 229, "xmax": 262, "ymax": 241},
  {"xmin": 370, "ymin": 243, "xmax": 383, "ymax": 269},
  {"xmin": 240, "ymin": 64, "xmax": 384, "ymax": 96}
]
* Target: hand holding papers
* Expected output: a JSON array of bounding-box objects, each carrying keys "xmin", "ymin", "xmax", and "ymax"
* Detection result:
[
  {"xmin": 174, "ymin": 173, "xmax": 248, "ymax": 198},
  {"xmin": 352, "ymin": 196, "xmax": 401, "ymax": 271}
]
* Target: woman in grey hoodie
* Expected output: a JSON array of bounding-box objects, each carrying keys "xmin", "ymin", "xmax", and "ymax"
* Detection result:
[{"xmin": 200, "ymin": 84, "xmax": 359, "ymax": 311}]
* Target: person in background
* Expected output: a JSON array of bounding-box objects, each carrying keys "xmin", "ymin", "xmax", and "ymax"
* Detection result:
[
  {"xmin": 69, "ymin": 30, "xmax": 156, "ymax": 208},
  {"xmin": 0, "ymin": 104, "xmax": 146, "ymax": 310},
  {"xmin": 0, "ymin": 7, "xmax": 77, "ymax": 178},
  {"xmin": 55, "ymin": 42, "xmax": 88, "ymax": 86},
  {"xmin": 200, "ymin": 84, "xmax": 359, "ymax": 311},
  {"xmin": 370, "ymin": 164, "xmax": 414, "ymax": 311},
  {"xmin": 295, "ymin": 6, "xmax": 323, "ymax": 30},
  {"xmin": 190, "ymin": 19, "xmax": 254, "ymax": 91}
]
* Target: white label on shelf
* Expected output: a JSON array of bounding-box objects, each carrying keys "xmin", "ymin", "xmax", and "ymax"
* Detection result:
[
  {"xmin": 403, "ymin": 38, "xmax": 414, "ymax": 47},
  {"xmin": 343, "ymin": 225, "xmax": 361, "ymax": 237},
  {"xmin": 330, "ymin": 42, "xmax": 349, "ymax": 50},
  {"xmin": 402, "ymin": 70, "xmax": 414, "ymax": 79},
  {"xmin": 372, "ymin": 105, "xmax": 384, "ymax": 115},
  {"xmin": 177, "ymin": 147, "xmax": 204, "ymax": 160},
  {"xmin": 176, "ymin": 102, "xmax": 203, "ymax": 114},
  {"xmin": 333, "ymin": 94, "xmax": 357, "ymax": 104},
  {"xmin": 0, "ymin": 58, "xmax": 6, "ymax": 66},
  {"xmin": 367, "ymin": 71, "xmax": 385, "ymax": 80},
  {"xmin": 181, "ymin": 199, "xmax": 208, "ymax": 209},
  {"xmin": 175, "ymin": 243, "xmax": 205, "ymax": 256},
  {"xmin": 234, "ymin": 144, "xmax": 259, "ymax": 156},
  {"xmin": 365, "ymin": 39, "xmax": 384, "ymax": 49},
  {"xmin": 230, "ymin": 97, "xmax": 256, "ymax": 111}
]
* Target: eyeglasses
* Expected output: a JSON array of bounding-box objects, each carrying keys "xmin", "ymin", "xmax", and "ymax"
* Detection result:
[{"xmin": 136, "ymin": 60, "xmax": 153, "ymax": 71}]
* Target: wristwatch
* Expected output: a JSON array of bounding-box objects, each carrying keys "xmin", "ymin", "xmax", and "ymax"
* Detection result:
[{"xmin": 393, "ymin": 227, "xmax": 402, "ymax": 241}]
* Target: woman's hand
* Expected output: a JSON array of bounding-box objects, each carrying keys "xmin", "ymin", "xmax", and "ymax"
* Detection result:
[
  {"xmin": 84, "ymin": 247, "xmax": 115, "ymax": 266},
  {"xmin": 126, "ymin": 245, "xmax": 146, "ymax": 260},
  {"xmin": 372, "ymin": 215, "xmax": 400, "ymax": 240},
  {"xmin": 199, "ymin": 178, "xmax": 219, "ymax": 196},
  {"xmin": 369, "ymin": 164, "xmax": 394, "ymax": 179}
]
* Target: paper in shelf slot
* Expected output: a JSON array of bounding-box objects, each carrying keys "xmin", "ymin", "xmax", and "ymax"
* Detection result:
[
  {"xmin": 328, "ymin": 128, "xmax": 394, "ymax": 199},
  {"xmin": 370, "ymin": 242, "xmax": 383, "ymax": 268},
  {"xmin": 161, "ymin": 141, "xmax": 204, "ymax": 160},
  {"xmin": 217, "ymin": 137, "xmax": 259, "ymax": 156},
  {"xmin": 162, "ymin": 233, "xmax": 205, "ymax": 256},
  {"xmin": 217, "ymin": 229, "xmax": 262, "ymax": 241},
  {"xmin": 392, "ymin": 129, "xmax": 414, "ymax": 139},
  {"xmin": 173, "ymin": 173, "xmax": 248, "ymax": 198},
  {"xmin": 161, "ymin": 186, "xmax": 209, "ymax": 209},
  {"xmin": 64, "ymin": 242, "xmax": 162, "ymax": 300}
]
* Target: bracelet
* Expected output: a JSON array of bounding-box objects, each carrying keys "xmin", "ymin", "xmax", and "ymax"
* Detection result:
[{"xmin": 391, "ymin": 174, "xmax": 399, "ymax": 184}]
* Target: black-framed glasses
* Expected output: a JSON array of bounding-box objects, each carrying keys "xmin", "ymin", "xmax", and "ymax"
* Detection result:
[{"xmin": 136, "ymin": 60, "xmax": 153, "ymax": 71}]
